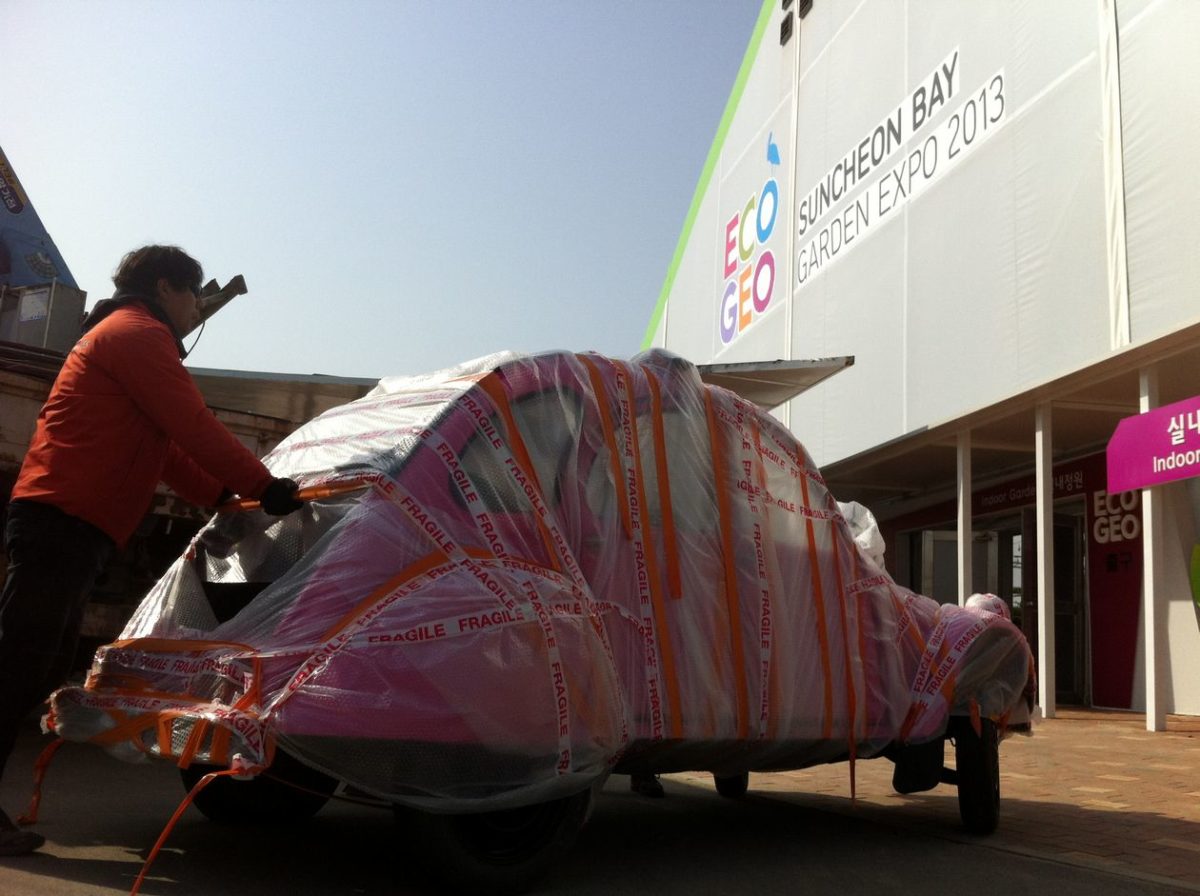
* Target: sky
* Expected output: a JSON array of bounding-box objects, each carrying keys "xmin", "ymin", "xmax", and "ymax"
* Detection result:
[{"xmin": 2, "ymin": 0, "xmax": 763, "ymax": 379}]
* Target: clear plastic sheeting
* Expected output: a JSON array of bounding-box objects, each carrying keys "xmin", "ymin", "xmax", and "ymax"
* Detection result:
[
  {"xmin": 836, "ymin": 500, "xmax": 886, "ymax": 568},
  {"xmin": 49, "ymin": 350, "xmax": 1033, "ymax": 812}
]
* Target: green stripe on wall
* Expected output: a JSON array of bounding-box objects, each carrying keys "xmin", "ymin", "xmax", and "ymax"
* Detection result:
[{"xmin": 640, "ymin": 0, "xmax": 776, "ymax": 350}]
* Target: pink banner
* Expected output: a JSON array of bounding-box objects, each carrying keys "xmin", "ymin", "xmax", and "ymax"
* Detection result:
[{"xmin": 1107, "ymin": 395, "xmax": 1200, "ymax": 492}]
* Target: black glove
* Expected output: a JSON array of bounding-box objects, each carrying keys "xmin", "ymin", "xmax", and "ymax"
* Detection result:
[{"xmin": 259, "ymin": 477, "xmax": 304, "ymax": 515}]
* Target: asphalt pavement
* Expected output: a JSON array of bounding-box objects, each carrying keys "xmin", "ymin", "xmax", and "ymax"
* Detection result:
[{"xmin": 0, "ymin": 708, "xmax": 1195, "ymax": 896}]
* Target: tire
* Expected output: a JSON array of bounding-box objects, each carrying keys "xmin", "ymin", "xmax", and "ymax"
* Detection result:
[
  {"xmin": 713, "ymin": 772, "xmax": 749, "ymax": 799},
  {"xmin": 398, "ymin": 790, "xmax": 591, "ymax": 896},
  {"xmin": 954, "ymin": 717, "xmax": 1000, "ymax": 834},
  {"xmin": 180, "ymin": 749, "xmax": 338, "ymax": 825}
]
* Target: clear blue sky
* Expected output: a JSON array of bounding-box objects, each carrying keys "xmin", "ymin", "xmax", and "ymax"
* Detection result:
[{"xmin": 2, "ymin": 1, "xmax": 762, "ymax": 379}]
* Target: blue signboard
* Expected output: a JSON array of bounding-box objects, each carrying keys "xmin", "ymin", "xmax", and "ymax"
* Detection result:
[{"xmin": 0, "ymin": 145, "xmax": 77, "ymax": 289}]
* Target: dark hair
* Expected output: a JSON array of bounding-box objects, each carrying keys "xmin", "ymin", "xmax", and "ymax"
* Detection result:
[{"xmin": 112, "ymin": 245, "xmax": 203, "ymax": 297}]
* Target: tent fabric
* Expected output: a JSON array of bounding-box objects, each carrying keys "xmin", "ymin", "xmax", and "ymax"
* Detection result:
[{"xmin": 50, "ymin": 350, "xmax": 1032, "ymax": 811}]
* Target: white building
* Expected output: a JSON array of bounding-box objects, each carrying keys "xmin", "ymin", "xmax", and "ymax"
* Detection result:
[{"xmin": 646, "ymin": 0, "xmax": 1200, "ymax": 726}]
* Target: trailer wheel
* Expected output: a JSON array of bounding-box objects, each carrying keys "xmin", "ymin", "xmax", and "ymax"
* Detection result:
[
  {"xmin": 954, "ymin": 717, "xmax": 1000, "ymax": 834},
  {"xmin": 398, "ymin": 790, "xmax": 590, "ymax": 896},
  {"xmin": 180, "ymin": 750, "xmax": 338, "ymax": 825},
  {"xmin": 713, "ymin": 772, "xmax": 749, "ymax": 799}
]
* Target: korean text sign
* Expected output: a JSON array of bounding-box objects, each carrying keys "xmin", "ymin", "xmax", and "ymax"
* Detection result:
[{"xmin": 1107, "ymin": 396, "xmax": 1200, "ymax": 492}]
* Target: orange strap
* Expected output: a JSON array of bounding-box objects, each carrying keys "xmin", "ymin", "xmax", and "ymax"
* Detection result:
[
  {"xmin": 175, "ymin": 679, "xmax": 263, "ymax": 768},
  {"xmin": 798, "ymin": 465, "xmax": 835, "ymax": 740},
  {"xmin": 17, "ymin": 737, "xmax": 64, "ymax": 826},
  {"xmin": 208, "ymin": 723, "xmax": 233, "ymax": 768},
  {"xmin": 705, "ymin": 391, "xmax": 749, "ymax": 740},
  {"xmin": 177, "ymin": 718, "xmax": 211, "ymax": 769},
  {"xmin": 580, "ymin": 355, "xmax": 633, "ymax": 538},
  {"xmin": 646, "ymin": 373, "xmax": 682, "ymax": 600},
  {"xmin": 75, "ymin": 708, "xmax": 157, "ymax": 749},
  {"xmin": 217, "ymin": 478, "xmax": 369, "ymax": 513},
  {"xmin": 318, "ymin": 549, "xmax": 449, "ymax": 643},
  {"xmin": 617, "ymin": 363, "xmax": 683, "ymax": 739},
  {"xmin": 129, "ymin": 766, "xmax": 260, "ymax": 896},
  {"xmin": 830, "ymin": 532, "xmax": 861, "ymax": 767},
  {"xmin": 478, "ymin": 373, "xmax": 564, "ymax": 572},
  {"xmin": 748, "ymin": 418, "xmax": 783, "ymax": 739}
]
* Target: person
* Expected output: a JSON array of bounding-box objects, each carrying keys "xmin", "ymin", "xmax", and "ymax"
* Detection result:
[
  {"xmin": 630, "ymin": 772, "xmax": 665, "ymax": 798},
  {"xmin": 0, "ymin": 245, "xmax": 303, "ymax": 855}
]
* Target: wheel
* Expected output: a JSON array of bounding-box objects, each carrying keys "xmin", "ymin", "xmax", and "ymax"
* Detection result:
[
  {"xmin": 713, "ymin": 772, "xmax": 749, "ymax": 799},
  {"xmin": 954, "ymin": 717, "xmax": 1000, "ymax": 834},
  {"xmin": 180, "ymin": 749, "xmax": 338, "ymax": 825},
  {"xmin": 397, "ymin": 790, "xmax": 591, "ymax": 896}
]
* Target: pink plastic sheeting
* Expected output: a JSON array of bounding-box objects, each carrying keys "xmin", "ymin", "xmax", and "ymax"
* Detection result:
[{"xmin": 50, "ymin": 350, "xmax": 1033, "ymax": 811}]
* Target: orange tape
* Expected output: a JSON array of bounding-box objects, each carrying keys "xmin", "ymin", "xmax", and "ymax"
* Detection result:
[
  {"xmin": 318, "ymin": 549, "xmax": 449, "ymax": 643},
  {"xmin": 840, "ymin": 531, "xmax": 873, "ymax": 741},
  {"xmin": 618, "ymin": 363, "xmax": 682, "ymax": 739},
  {"xmin": 208, "ymin": 724, "xmax": 233, "ymax": 768},
  {"xmin": 82, "ymin": 717, "xmax": 149, "ymax": 749},
  {"xmin": 174, "ymin": 686, "xmax": 263, "ymax": 767},
  {"xmin": 580, "ymin": 355, "xmax": 633, "ymax": 538},
  {"xmin": 748, "ymin": 419, "xmax": 781, "ymax": 738},
  {"xmin": 829, "ymin": 533, "xmax": 860, "ymax": 756},
  {"xmin": 891, "ymin": 591, "xmax": 928, "ymax": 655},
  {"xmin": 177, "ymin": 719, "xmax": 210, "ymax": 769},
  {"xmin": 705, "ymin": 391, "xmax": 749, "ymax": 740},
  {"xmin": 646, "ymin": 374, "xmax": 682, "ymax": 600},
  {"xmin": 157, "ymin": 715, "xmax": 176, "ymax": 757},
  {"xmin": 798, "ymin": 465, "xmax": 835, "ymax": 740},
  {"xmin": 105, "ymin": 636, "xmax": 260, "ymax": 656}
]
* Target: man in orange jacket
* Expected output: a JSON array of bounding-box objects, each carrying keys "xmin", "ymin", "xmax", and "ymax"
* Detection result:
[{"xmin": 0, "ymin": 245, "xmax": 302, "ymax": 855}]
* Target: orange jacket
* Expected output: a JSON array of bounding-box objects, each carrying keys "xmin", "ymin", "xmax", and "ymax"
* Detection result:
[{"xmin": 13, "ymin": 302, "xmax": 273, "ymax": 546}]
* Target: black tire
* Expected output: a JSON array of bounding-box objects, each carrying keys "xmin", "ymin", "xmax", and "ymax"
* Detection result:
[
  {"xmin": 713, "ymin": 772, "xmax": 749, "ymax": 799},
  {"xmin": 954, "ymin": 717, "xmax": 1000, "ymax": 834},
  {"xmin": 180, "ymin": 749, "xmax": 338, "ymax": 825},
  {"xmin": 398, "ymin": 790, "xmax": 591, "ymax": 896}
]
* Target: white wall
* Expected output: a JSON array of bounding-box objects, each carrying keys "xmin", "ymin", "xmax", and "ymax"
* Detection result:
[{"xmin": 657, "ymin": 0, "xmax": 1200, "ymax": 469}]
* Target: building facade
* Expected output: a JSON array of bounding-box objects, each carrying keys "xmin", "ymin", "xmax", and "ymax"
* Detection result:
[{"xmin": 646, "ymin": 0, "xmax": 1200, "ymax": 724}]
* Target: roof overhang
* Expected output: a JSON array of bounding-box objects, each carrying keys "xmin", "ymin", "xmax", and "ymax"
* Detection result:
[
  {"xmin": 697, "ymin": 356, "xmax": 854, "ymax": 409},
  {"xmin": 188, "ymin": 368, "xmax": 378, "ymax": 424},
  {"xmin": 819, "ymin": 319, "xmax": 1200, "ymax": 521}
]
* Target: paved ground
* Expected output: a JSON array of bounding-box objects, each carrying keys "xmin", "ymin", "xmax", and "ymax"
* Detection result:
[
  {"xmin": 0, "ymin": 707, "xmax": 1195, "ymax": 894},
  {"xmin": 737, "ymin": 708, "xmax": 1200, "ymax": 892}
]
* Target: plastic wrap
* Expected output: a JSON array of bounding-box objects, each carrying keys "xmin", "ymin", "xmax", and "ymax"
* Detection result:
[{"xmin": 49, "ymin": 350, "xmax": 1033, "ymax": 811}]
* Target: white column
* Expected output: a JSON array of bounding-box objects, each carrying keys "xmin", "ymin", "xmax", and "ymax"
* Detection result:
[
  {"xmin": 1036, "ymin": 403, "xmax": 1056, "ymax": 718},
  {"xmin": 1099, "ymin": 0, "xmax": 1131, "ymax": 350},
  {"xmin": 957, "ymin": 431, "xmax": 973, "ymax": 606},
  {"xmin": 1140, "ymin": 368, "xmax": 1166, "ymax": 731}
]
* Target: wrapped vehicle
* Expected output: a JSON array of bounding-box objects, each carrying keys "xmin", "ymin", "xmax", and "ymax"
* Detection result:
[{"xmin": 49, "ymin": 349, "xmax": 1034, "ymax": 892}]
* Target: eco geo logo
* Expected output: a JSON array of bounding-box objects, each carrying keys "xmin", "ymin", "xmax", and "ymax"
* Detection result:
[{"xmin": 718, "ymin": 134, "xmax": 781, "ymax": 344}]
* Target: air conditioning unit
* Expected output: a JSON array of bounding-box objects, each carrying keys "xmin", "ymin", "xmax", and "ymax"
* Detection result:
[{"xmin": 0, "ymin": 281, "xmax": 85, "ymax": 353}]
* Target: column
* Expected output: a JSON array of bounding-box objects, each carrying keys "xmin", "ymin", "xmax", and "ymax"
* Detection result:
[
  {"xmin": 1140, "ymin": 367, "xmax": 1165, "ymax": 731},
  {"xmin": 957, "ymin": 430, "xmax": 973, "ymax": 606},
  {"xmin": 1036, "ymin": 403, "xmax": 1056, "ymax": 718}
]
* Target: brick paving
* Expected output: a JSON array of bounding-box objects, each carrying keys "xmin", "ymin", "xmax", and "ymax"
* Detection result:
[{"xmin": 670, "ymin": 709, "xmax": 1200, "ymax": 892}]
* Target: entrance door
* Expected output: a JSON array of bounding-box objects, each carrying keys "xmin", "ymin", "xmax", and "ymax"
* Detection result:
[
  {"xmin": 1053, "ymin": 511, "xmax": 1086, "ymax": 705},
  {"xmin": 1018, "ymin": 508, "xmax": 1087, "ymax": 705},
  {"xmin": 918, "ymin": 530, "xmax": 1000, "ymax": 604}
]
